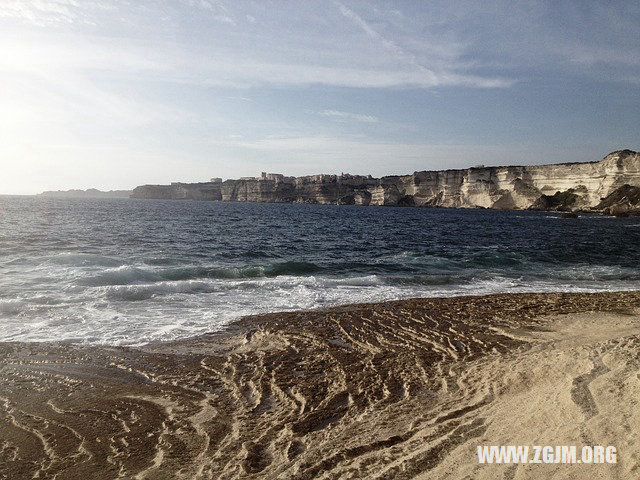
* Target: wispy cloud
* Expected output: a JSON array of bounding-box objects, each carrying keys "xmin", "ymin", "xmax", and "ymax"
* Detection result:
[
  {"xmin": 0, "ymin": 0, "xmax": 114, "ymax": 26},
  {"xmin": 335, "ymin": 2, "xmax": 426, "ymax": 73},
  {"xmin": 2, "ymin": 1, "xmax": 638, "ymax": 89},
  {"xmin": 180, "ymin": 0, "xmax": 236, "ymax": 25},
  {"xmin": 320, "ymin": 110, "xmax": 378, "ymax": 123},
  {"xmin": 0, "ymin": 1, "xmax": 516, "ymax": 90},
  {"xmin": 0, "ymin": 31, "xmax": 512, "ymax": 90},
  {"xmin": 333, "ymin": 1, "xmax": 512, "ymax": 88}
]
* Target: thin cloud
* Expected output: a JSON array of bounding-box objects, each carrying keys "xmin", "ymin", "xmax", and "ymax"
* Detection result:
[
  {"xmin": 1, "ymin": 1, "xmax": 514, "ymax": 90},
  {"xmin": 0, "ymin": 32, "xmax": 513, "ymax": 89},
  {"xmin": 320, "ymin": 110, "xmax": 378, "ymax": 123},
  {"xmin": 334, "ymin": 1, "xmax": 512, "ymax": 88},
  {"xmin": 180, "ymin": 0, "xmax": 236, "ymax": 25},
  {"xmin": 0, "ymin": 0, "xmax": 114, "ymax": 26}
]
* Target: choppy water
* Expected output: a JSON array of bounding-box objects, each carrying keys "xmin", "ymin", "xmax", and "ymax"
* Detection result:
[{"xmin": 1, "ymin": 196, "xmax": 639, "ymax": 345}]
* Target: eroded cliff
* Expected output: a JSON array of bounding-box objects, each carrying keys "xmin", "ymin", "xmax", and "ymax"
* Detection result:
[{"xmin": 131, "ymin": 150, "xmax": 640, "ymax": 212}]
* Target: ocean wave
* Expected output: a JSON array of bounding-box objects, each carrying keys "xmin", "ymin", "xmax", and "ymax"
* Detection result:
[
  {"xmin": 529, "ymin": 265, "xmax": 640, "ymax": 281},
  {"xmin": 45, "ymin": 253, "xmax": 125, "ymax": 267},
  {"xmin": 79, "ymin": 261, "xmax": 324, "ymax": 287},
  {"xmin": 328, "ymin": 275, "xmax": 384, "ymax": 287},
  {"xmin": 263, "ymin": 261, "xmax": 322, "ymax": 276},
  {"xmin": 466, "ymin": 254, "xmax": 525, "ymax": 268},
  {"xmin": 97, "ymin": 274, "xmax": 398, "ymax": 302},
  {"xmin": 388, "ymin": 274, "xmax": 459, "ymax": 286},
  {"xmin": 79, "ymin": 266, "xmax": 162, "ymax": 286},
  {"xmin": 100, "ymin": 280, "xmax": 218, "ymax": 301},
  {"xmin": 0, "ymin": 299, "xmax": 25, "ymax": 315}
]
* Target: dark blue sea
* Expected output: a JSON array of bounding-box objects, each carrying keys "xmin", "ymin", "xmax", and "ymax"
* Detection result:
[{"xmin": 1, "ymin": 196, "xmax": 640, "ymax": 345}]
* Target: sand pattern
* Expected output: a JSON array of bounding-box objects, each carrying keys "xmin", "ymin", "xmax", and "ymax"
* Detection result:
[{"xmin": 1, "ymin": 291, "xmax": 639, "ymax": 479}]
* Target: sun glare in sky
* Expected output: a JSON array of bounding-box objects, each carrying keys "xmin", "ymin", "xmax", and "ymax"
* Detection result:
[{"xmin": 0, "ymin": 1, "xmax": 638, "ymax": 194}]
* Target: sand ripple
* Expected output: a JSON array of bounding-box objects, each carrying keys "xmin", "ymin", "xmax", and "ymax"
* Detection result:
[{"xmin": 1, "ymin": 291, "xmax": 639, "ymax": 479}]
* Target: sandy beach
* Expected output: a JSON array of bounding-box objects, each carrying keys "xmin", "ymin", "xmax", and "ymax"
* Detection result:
[{"xmin": 1, "ymin": 291, "xmax": 639, "ymax": 479}]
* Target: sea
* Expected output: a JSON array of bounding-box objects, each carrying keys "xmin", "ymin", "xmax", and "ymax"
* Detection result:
[{"xmin": 1, "ymin": 196, "xmax": 640, "ymax": 345}]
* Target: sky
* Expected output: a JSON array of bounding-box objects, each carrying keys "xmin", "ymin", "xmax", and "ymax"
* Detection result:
[{"xmin": 0, "ymin": 1, "xmax": 639, "ymax": 194}]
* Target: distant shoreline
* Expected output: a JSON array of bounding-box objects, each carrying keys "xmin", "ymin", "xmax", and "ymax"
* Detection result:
[
  {"xmin": 37, "ymin": 188, "xmax": 133, "ymax": 199},
  {"xmin": 14, "ymin": 194, "xmax": 636, "ymax": 217}
]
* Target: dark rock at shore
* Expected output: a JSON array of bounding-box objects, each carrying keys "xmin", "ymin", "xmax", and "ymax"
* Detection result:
[
  {"xmin": 397, "ymin": 194, "xmax": 416, "ymax": 207},
  {"xmin": 596, "ymin": 184, "xmax": 640, "ymax": 216},
  {"xmin": 529, "ymin": 189, "xmax": 581, "ymax": 211},
  {"xmin": 337, "ymin": 195, "xmax": 355, "ymax": 205}
]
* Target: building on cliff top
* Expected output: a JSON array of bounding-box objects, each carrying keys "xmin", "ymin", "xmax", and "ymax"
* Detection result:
[{"xmin": 261, "ymin": 172, "xmax": 285, "ymax": 181}]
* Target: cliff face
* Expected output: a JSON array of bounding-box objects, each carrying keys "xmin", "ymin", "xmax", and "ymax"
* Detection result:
[
  {"xmin": 132, "ymin": 182, "xmax": 222, "ymax": 201},
  {"xmin": 387, "ymin": 150, "xmax": 640, "ymax": 210},
  {"xmin": 131, "ymin": 150, "xmax": 640, "ymax": 212}
]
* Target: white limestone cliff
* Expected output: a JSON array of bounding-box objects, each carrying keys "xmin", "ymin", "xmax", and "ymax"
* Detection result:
[{"xmin": 131, "ymin": 150, "xmax": 640, "ymax": 212}]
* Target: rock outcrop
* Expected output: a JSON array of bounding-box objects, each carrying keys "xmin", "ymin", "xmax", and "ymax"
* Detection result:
[
  {"xmin": 595, "ymin": 184, "xmax": 640, "ymax": 216},
  {"xmin": 131, "ymin": 150, "xmax": 640, "ymax": 212}
]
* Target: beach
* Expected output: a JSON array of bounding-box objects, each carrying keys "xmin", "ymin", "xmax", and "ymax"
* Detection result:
[{"xmin": 1, "ymin": 291, "xmax": 639, "ymax": 479}]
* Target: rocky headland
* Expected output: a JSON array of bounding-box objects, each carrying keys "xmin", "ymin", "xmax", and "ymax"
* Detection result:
[{"xmin": 131, "ymin": 150, "xmax": 640, "ymax": 214}]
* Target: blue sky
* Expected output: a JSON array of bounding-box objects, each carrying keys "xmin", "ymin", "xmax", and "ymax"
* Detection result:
[{"xmin": 0, "ymin": 0, "xmax": 638, "ymax": 194}]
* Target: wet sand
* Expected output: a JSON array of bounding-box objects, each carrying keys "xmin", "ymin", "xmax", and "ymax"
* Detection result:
[{"xmin": 1, "ymin": 291, "xmax": 639, "ymax": 479}]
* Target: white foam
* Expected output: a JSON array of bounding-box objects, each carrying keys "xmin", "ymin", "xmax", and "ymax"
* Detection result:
[{"xmin": 2, "ymin": 261, "xmax": 640, "ymax": 345}]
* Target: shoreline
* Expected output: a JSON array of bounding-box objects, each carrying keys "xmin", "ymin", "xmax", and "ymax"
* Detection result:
[
  {"xmin": 84, "ymin": 194, "xmax": 640, "ymax": 216},
  {"xmin": 145, "ymin": 289, "xmax": 640, "ymax": 348},
  {"xmin": 1, "ymin": 291, "xmax": 640, "ymax": 479},
  {"xmin": 7, "ymin": 286, "xmax": 640, "ymax": 348}
]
